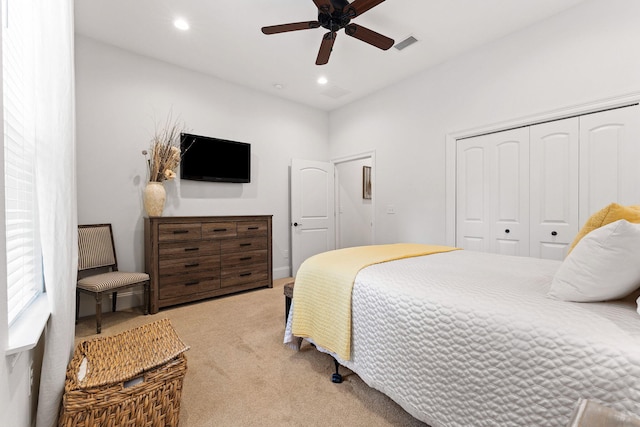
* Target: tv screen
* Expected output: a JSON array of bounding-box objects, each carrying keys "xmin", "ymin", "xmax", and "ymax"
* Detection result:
[{"xmin": 180, "ymin": 133, "xmax": 251, "ymax": 183}]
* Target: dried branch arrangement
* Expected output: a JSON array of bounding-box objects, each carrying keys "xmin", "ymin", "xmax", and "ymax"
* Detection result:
[{"xmin": 142, "ymin": 114, "xmax": 185, "ymax": 182}]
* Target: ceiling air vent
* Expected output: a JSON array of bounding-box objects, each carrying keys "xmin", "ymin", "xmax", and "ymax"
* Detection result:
[{"xmin": 394, "ymin": 36, "xmax": 418, "ymax": 51}]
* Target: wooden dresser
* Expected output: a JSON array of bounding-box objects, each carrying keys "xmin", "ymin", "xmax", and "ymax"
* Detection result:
[{"xmin": 144, "ymin": 215, "xmax": 272, "ymax": 313}]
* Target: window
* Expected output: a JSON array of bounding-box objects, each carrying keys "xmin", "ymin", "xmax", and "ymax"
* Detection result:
[{"xmin": 2, "ymin": 0, "xmax": 43, "ymax": 325}]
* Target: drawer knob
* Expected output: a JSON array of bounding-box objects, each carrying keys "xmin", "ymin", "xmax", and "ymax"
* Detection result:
[
  {"xmin": 184, "ymin": 263, "xmax": 200, "ymax": 268},
  {"xmin": 505, "ymin": 229, "xmax": 510, "ymax": 234},
  {"xmin": 551, "ymin": 231, "xmax": 558, "ymax": 236},
  {"xmin": 240, "ymin": 243, "xmax": 252, "ymax": 247},
  {"xmin": 240, "ymin": 272, "xmax": 252, "ymax": 277},
  {"xmin": 240, "ymin": 257, "xmax": 252, "ymax": 261},
  {"xmin": 173, "ymin": 230, "xmax": 189, "ymax": 234},
  {"xmin": 184, "ymin": 247, "xmax": 199, "ymax": 252},
  {"xmin": 248, "ymin": 226, "xmax": 259, "ymax": 230},
  {"xmin": 214, "ymin": 228, "xmax": 227, "ymax": 232},
  {"xmin": 185, "ymin": 281, "xmax": 199, "ymax": 286}
]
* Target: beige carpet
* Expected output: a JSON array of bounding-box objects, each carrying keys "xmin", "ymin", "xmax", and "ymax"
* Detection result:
[{"xmin": 74, "ymin": 279, "xmax": 427, "ymax": 426}]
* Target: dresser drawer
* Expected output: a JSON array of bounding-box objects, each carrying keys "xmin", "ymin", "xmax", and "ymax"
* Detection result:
[
  {"xmin": 221, "ymin": 250, "xmax": 268, "ymax": 269},
  {"xmin": 159, "ymin": 255, "xmax": 220, "ymax": 276},
  {"xmin": 158, "ymin": 223, "xmax": 201, "ymax": 242},
  {"xmin": 220, "ymin": 237, "xmax": 268, "ymax": 253},
  {"xmin": 159, "ymin": 272, "xmax": 221, "ymax": 299},
  {"xmin": 145, "ymin": 215, "xmax": 272, "ymax": 314},
  {"xmin": 159, "ymin": 241, "xmax": 219, "ymax": 260},
  {"xmin": 221, "ymin": 265, "xmax": 269, "ymax": 288},
  {"xmin": 236, "ymin": 221, "xmax": 268, "ymax": 236},
  {"xmin": 202, "ymin": 222, "xmax": 237, "ymax": 239}
]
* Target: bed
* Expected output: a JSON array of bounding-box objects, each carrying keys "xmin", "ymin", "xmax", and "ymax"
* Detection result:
[{"xmin": 284, "ymin": 241, "xmax": 640, "ymax": 427}]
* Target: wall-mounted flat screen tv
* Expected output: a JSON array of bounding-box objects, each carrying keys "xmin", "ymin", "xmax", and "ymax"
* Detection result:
[{"xmin": 180, "ymin": 133, "xmax": 251, "ymax": 183}]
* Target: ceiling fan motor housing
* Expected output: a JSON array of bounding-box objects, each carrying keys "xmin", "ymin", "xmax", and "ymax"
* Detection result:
[{"xmin": 318, "ymin": 0, "xmax": 352, "ymax": 31}]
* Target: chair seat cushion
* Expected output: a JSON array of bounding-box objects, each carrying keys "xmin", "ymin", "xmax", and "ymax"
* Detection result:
[{"xmin": 77, "ymin": 271, "xmax": 149, "ymax": 292}]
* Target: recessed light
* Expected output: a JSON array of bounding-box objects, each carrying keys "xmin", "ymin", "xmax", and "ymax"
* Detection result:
[
  {"xmin": 173, "ymin": 18, "xmax": 190, "ymax": 31},
  {"xmin": 317, "ymin": 76, "xmax": 328, "ymax": 85}
]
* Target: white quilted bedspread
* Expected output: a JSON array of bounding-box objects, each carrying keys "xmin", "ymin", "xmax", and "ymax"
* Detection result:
[{"xmin": 287, "ymin": 250, "xmax": 640, "ymax": 427}]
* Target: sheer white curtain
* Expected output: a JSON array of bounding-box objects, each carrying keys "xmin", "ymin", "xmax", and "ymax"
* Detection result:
[{"xmin": 33, "ymin": 1, "xmax": 76, "ymax": 426}]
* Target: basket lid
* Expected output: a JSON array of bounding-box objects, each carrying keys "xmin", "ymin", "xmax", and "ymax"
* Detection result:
[{"xmin": 70, "ymin": 318, "xmax": 190, "ymax": 389}]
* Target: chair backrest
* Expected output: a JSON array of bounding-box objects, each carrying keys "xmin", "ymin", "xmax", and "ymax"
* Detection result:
[{"xmin": 78, "ymin": 224, "xmax": 118, "ymax": 272}]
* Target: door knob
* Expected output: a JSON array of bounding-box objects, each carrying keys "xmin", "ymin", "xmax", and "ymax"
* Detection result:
[{"xmin": 293, "ymin": 222, "xmax": 302, "ymax": 227}]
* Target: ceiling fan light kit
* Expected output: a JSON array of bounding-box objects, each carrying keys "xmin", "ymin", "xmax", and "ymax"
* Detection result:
[{"xmin": 261, "ymin": 0, "xmax": 394, "ymax": 65}]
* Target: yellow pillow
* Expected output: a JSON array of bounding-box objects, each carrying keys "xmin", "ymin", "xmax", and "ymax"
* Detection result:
[{"xmin": 568, "ymin": 203, "xmax": 640, "ymax": 253}]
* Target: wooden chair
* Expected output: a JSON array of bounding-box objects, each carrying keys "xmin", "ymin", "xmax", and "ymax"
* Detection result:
[{"xmin": 76, "ymin": 224, "xmax": 149, "ymax": 333}]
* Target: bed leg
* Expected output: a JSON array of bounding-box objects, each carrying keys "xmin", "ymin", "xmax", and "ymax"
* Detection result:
[{"xmin": 331, "ymin": 358, "xmax": 343, "ymax": 383}]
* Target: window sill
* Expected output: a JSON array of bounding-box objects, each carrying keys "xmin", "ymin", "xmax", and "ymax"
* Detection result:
[{"xmin": 6, "ymin": 293, "xmax": 51, "ymax": 356}]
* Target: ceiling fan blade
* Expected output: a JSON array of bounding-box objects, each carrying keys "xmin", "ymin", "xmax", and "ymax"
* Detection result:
[
  {"xmin": 345, "ymin": 23, "xmax": 394, "ymax": 50},
  {"xmin": 316, "ymin": 31, "xmax": 337, "ymax": 65},
  {"xmin": 345, "ymin": 0, "xmax": 385, "ymax": 18},
  {"xmin": 262, "ymin": 21, "xmax": 321, "ymax": 35},
  {"xmin": 313, "ymin": 0, "xmax": 334, "ymax": 14}
]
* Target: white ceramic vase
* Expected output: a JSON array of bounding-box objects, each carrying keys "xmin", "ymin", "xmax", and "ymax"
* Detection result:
[{"xmin": 143, "ymin": 181, "xmax": 166, "ymax": 216}]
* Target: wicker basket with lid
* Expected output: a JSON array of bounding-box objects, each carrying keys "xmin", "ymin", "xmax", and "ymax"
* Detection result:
[{"xmin": 58, "ymin": 318, "xmax": 189, "ymax": 427}]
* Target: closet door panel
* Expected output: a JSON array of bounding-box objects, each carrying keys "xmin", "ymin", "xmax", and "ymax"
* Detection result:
[
  {"xmin": 530, "ymin": 118, "xmax": 579, "ymax": 260},
  {"xmin": 454, "ymin": 104, "xmax": 639, "ymax": 261},
  {"xmin": 456, "ymin": 129, "xmax": 529, "ymax": 256},
  {"xmin": 579, "ymin": 105, "xmax": 640, "ymax": 223},
  {"xmin": 490, "ymin": 129, "xmax": 529, "ymax": 256},
  {"xmin": 456, "ymin": 138, "xmax": 490, "ymax": 252}
]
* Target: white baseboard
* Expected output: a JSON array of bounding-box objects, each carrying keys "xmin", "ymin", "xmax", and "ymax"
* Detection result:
[
  {"xmin": 77, "ymin": 288, "xmax": 145, "ymax": 318},
  {"xmin": 273, "ymin": 266, "xmax": 292, "ymax": 280},
  {"xmin": 77, "ymin": 268, "xmax": 292, "ymax": 317}
]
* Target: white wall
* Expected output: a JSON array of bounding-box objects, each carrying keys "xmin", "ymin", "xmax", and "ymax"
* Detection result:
[
  {"xmin": 75, "ymin": 36, "xmax": 329, "ymax": 309},
  {"xmin": 74, "ymin": 0, "xmax": 640, "ymax": 312},
  {"xmin": 336, "ymin": 158, "xmax": 372, "ymax": 248},
  {"xmin": 328, "ymin": 0, "xmax": 640, "ymax": 246}
]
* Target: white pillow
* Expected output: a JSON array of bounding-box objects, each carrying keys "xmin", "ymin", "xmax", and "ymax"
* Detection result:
[{"xmin": 548, "ymin": 219, "xmax": 640, "ymax": 302}]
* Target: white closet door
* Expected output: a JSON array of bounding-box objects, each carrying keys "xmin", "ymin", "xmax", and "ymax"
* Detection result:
[
  {"xmin": 579, "ymin": 105, "xmax": 640, "ymax": 223},
  {"xmin": 456, "ymin": 135, "xmax": 491, "ymax": 252},
  {"xmin": 489, "ymin": 128, "xmax": 530, "ymax": 256},
  {"xmin": 456, "ymin": 128, "xmax": 529, "ymax": 256},
  {"xmin": 530, "ymin": 118, "xmax": 579, "ymax": 260}
]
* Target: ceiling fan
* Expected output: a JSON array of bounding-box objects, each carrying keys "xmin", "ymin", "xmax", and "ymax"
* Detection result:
[{"xmin": 261, "ymin": 0, "xmax": 394, "ymax": 65}]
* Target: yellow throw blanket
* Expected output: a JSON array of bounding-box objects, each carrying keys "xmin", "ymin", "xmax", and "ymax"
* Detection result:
[{"xmin": 292, "ymin": 243, "xmax": 460, "ymax": 360}]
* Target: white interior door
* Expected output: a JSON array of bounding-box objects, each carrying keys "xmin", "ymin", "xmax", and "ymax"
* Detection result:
[
  {"xmin": 290, "ymin": 159, "xmax": 335, "ymax": 276},
  {"xmin": 530, "ymin": 117, "xmax": 579, "ymax": 260},
  {"xmin": 490, "ymin": 128, "xmax": 530, "ymax": 256},
  {"xmin": 456, "ymin": 136, "xmax": 491, "ymax": 252},
  {"xmin": 579, "ymin": 105, "xmax": 640, "ymax": 223},
  {"xmin": 456, "ymin": 128, "xmax": 529, "ymax": 256}
]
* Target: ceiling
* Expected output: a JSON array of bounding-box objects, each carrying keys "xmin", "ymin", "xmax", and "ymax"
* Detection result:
[{"xmin": 74, "ymin": 0, "xmax": 587, "ymax": 111}]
